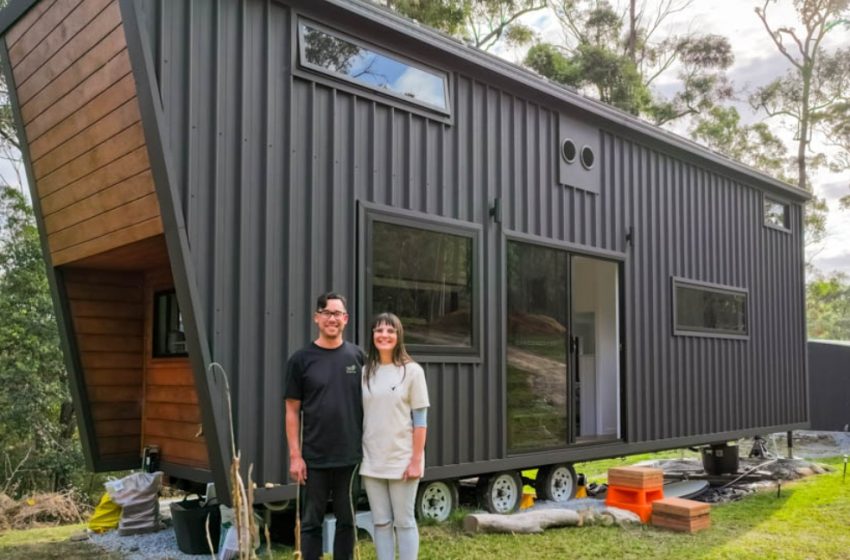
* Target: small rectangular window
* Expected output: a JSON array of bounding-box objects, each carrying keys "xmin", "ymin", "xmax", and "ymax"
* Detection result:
[
  {"xmin": 369, "ymin": 219, "xmax": 474, "ymax": 350},
  {"xmin": 673, "ymin": 279, "xmax": 748, "ymax": 338},
  {"xmin": 298, "ymin": 20, "xmax": 449, "ymax": 113},
  {"xmin": 764, "ymin": 197, "xmax": 789, "ymax": 230},
  {"xmin": 153, "ymin": 291, "xmax": 187, "ymax": 357}
]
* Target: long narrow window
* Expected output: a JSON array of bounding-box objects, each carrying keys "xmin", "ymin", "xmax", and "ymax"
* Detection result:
[
  {"xmin": 298, "ymin": 20, "xmax": 449, "ymax": 113},
  {"xmin": 153, "ymin": 291, "xmax": 187, "ymax": 357},
  {"xmin": 673, "ymin": 279, "xmax": 748, "ymax": 338},
  {"xmin": 369, "ymin": 219, "xmax": 474, "ymax": 350}
]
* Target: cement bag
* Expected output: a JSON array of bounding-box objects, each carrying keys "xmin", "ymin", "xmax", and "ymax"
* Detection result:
[
  {"xmin": 88, "ymin": 492, "xmax": 121, "ymax": 533},
  {"xmin": 105, "ymin": 471, "xmax": 164, "ymax": 536}
]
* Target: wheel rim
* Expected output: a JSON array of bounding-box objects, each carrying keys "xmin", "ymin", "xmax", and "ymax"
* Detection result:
[
  {"xmin": 490, "ymin": 474, "xmax": 519, "ymax": 513},
  {"xmin": 419, "ymin": 482, "xmax": 452, "ymax": 521},
  {"xmin": 548, "ymin": 466, "xmax": 574, "ymax": 502}
]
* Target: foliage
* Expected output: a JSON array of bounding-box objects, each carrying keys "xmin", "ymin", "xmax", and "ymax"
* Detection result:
[
  {"xmin": 807, "ymin": 271, "xmax": 850, "ymax": 340},
  {"xmin": 525, "ymin": 0, "xmax": 733, "ymax": 123},
  {"xmin": 751, "ymin": 0, "xmax": 850, "ymax": 192},
  {"xmin": 379, "ymin": 0, "xmax": 546, "ymax": 50},
  {"xmin": 0, "ymin": 186, "xmax": 80, "ymax": 497},
  {"xmin": 689, "ymin": 105, "xmax": 828, "ymax": 247}
]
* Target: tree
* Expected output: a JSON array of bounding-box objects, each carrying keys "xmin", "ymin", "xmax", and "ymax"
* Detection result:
[
  {"xmin": 807, "ymin": 271, "xmax": 850, "ymax": 340},
  {"xmin": 379, "ymin": 0, "xmax": 546, "ymax": 50},
  {"xmin": 690, "ymin": 106, "xmax": 829, "ymax": 250},
  {"xmin": 524, "ymin": 0, "xmax": 733, "ymax": 123},
  {"xmin": 0, "ymin": 186, "xmax": 80, "ymax": 495},
  {"xmin": 751, "ymin": 0, "xmax": 850, "ymax": 193}
]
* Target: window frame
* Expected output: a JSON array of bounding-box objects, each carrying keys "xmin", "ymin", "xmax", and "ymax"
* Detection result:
[
  {"xmin": 671, "ymin": 277, "xmax": 750, "ymax": 340},
  {"xmin": 296, "ymin": 17, "xmax": 452, "ymax": 117},
  {"xmin": 763, "ymin": 194, "xmax": 791, "ymax": 233},
  {"xmin": 359, "ymin": 203, "xmax": 482, "ymax": 362},
  {"xmin": 152, "ymin": 290, "xmax": 189, "ymax": 358}
]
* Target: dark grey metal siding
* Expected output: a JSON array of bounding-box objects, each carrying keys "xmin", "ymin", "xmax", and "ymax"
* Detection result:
[
  {"xmin": 134, "ymin": 0, "xmax": 808, "ymax": 491},
  {"xmin": 809, "ymin": 341, "xmax": 850, "ymax": 431}
]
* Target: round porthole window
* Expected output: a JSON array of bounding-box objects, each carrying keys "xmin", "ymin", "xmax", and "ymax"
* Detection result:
[
  {"xmin": 580, "ymin": 145, "xmax": 595, "ymax": 169},
  {"xmin": 561, "ymin": 138, "xmax": 577, "ymax": 163}
]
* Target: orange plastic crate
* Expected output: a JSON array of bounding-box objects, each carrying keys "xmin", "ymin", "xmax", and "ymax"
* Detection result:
[
  {"xmin": 606, "ymin": 485, "xmax": 664, "ymax": 506},
  {"xmin": 606, "ymin": 484, "xmax": 664, "ymax": 523}
]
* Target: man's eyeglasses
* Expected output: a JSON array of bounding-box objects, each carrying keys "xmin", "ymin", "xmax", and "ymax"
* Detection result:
[{"xmin": 317, "ymin": 310, "xmax": 347, "ymax": 319}]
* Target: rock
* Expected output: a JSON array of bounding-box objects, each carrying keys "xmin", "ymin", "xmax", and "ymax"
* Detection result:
[{"xmin": 68, "ymin": 532, "xmax": 90, "ymax": 542}]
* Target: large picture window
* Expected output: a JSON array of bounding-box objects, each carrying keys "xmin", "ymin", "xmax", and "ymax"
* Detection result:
[
  {"xmin": 298, "ymin": 20, "xmax": 449, "ymax": 114},
  {"xmin": 673, "ymin": 279, "xmax": 748, "ymax": 338},
  {"xmin": 369, "ymin": 218, "xmax": 474, "ymax": 350}
]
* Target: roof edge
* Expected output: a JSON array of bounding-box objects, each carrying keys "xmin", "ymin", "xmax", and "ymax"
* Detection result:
[
  {"xmin": 328, "ymin": 0, "xmax": 811, "ymax": 203},
  {"xmin": 0, "ymin": 0, "xmax": 39, "ymax": 38}
]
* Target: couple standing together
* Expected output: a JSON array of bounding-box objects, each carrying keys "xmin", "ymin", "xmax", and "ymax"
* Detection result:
[{"xmin": 284, "ymin": 292, "xmax": 429, "ymax": 560}]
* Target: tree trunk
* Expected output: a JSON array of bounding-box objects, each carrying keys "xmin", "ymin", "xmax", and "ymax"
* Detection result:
[{"xmin": 798, "ymin": 63, "xmax": 813, "ymax": 192}]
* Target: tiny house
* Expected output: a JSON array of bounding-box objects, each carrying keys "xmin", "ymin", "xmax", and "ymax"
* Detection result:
[{"xmin": 0, "ymin": 0, "xmax": 810, "ymax": 516}]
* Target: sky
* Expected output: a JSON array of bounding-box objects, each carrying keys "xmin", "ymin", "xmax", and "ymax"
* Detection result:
[{"xmin": 495, "ymin": 0, "xmax": 850, "ymax": 277}]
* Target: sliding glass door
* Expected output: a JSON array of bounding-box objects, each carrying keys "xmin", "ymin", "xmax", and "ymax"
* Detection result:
[{"xmin": 506, "ymin": 241, "xmax": 570, "ymax": 453}]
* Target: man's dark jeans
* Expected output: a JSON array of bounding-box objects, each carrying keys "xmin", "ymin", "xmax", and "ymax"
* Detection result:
[{"xmin": 299, "ymin": 465, "xmax": 357, "ymax": 560}]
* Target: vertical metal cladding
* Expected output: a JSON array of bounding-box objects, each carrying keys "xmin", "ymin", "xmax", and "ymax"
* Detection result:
[{"xmin": 136, "ymin": 0, "xmax": 806, "ymax": 485}]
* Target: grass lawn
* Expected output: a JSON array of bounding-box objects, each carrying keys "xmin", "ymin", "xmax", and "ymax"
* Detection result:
[{"xmin": 2, "ymin": 455, "xmax": 848, "ymax": 559}]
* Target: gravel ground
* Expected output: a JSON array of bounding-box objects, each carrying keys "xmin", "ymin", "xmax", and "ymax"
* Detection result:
[
  {"xmin": 89, "ymin": 498, "xmax": 226, "ymax": 560},
  {"xmin": 90, "ymin": 527, "xmax": 216, "ymax": 560}
]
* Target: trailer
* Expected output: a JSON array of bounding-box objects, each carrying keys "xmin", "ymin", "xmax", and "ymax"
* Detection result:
[{"xmin": 0, "ymin": 0, "xmax": 810, "ymax": 518}]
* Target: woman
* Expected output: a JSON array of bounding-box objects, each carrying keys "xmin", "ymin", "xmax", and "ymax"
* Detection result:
[{"xmin": 361, "ymin": 312, "xmax": 429, "ymax": 560}]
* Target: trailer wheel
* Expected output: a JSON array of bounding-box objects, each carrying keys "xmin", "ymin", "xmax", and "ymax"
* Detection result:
[
  {"xmin": 415, "ymin": 480, "xmax": 458, "ymax": 522},
  {"xmin": 477, "ymin": 471, "xmax": 522, "ymax": 514},
  {"xmin": 535, "ymin": 463, "xmax": 577, "ymax": 502}
]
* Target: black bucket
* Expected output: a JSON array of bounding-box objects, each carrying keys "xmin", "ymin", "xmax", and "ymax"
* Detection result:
[
  {"xmin": 701, "ymin": 443, "xmax": 739, "ymax": 475},
  {"xmin": 170, "ymin": 495, "xmax": 221, "ymax": 554}
]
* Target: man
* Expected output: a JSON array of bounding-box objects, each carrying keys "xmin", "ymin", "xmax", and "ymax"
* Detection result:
[{"xmin": 285, "ymin": 292, "xmax": 364, "ymax": 560}]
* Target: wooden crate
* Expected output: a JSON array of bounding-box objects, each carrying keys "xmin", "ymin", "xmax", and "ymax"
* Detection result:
[
  {"xmin": 651, "ymin": 497, "xmax": 711, "ymax": 533},
  {"xmin": 607, "ymin": 467, "xmax": 664, "ymax": 489}
]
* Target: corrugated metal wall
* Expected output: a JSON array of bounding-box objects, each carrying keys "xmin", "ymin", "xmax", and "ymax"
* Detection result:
[
  {"xmin": 135, "ymin": 0, "xmax": 807, "ymax": 485},
  {"xmin": 808, "ymin": 341, "xmax": 850, "ymax": 431}
]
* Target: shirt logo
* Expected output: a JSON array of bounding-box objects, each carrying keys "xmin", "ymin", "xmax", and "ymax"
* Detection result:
[{"xmin": 345, "ymin": 365, "xmax": 358, "ymax": 374}]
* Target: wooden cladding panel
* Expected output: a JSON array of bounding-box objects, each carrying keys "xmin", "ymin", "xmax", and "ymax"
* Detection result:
[
  {"xmin": 12, "ymin": 0, "xmax": 112, "ymax": 86},
  {"xmin": 52, "ymin": 218, "xmax": 163, "ymax": 267},
  {"xmin": 69, "ymin": 234, "xmax": 171, "ymax": 271},
  {"xmin": 24, "ymin": 49, "xmax": 132, "ymax": 141},
  {"xmin": 33, "ymin": 98, "xmax": 140, "ymax": 179},
  {"xmin": 17, "ymin": 4, "xmax": 122, "ymax": 105},
  {"xmin": 40, "ymin": 145, "xmax": 149, "ymax": 215},
  {"xmin": 8, "ymin": 0, "xmax": 81, "ymax": 66},
  {"xmin": 30, "ymin": 73, "xmax": 136, "ymax": 161},
  {"xmin": 141, "ymin": 268, "xmax": 209, "ymax": 469},
  {"xmin": 44, "ymin": 169, "xmax": 153, "ymax": 233},
  {"xmin": 65, "ymin": 267, "xmax": 144, "ymax": 461},
  {"xmin": 4, "ymin": 0, "xmax": 54, "ymax": 47},
  {"xmin": 36, "ymin": 120, "xmax": 146, "ymax": 197},
  {"xmin": 7, "ymin": 0, "xmax": 163, "ymax": 267}
]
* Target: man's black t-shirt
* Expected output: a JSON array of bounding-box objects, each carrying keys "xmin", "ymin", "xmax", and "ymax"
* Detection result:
[{"xmin": 284, "ymin": 341, "xmax": 364, "ymax": 468}]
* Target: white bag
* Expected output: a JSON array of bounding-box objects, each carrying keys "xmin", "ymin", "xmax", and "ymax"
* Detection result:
[
  {"xmin": 105, "ymin": 472, "xmax": 164, "ymax": 536},
  {"xmin": 218, "ymin": 525, "xmax": 239, "ymax": 560}
]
